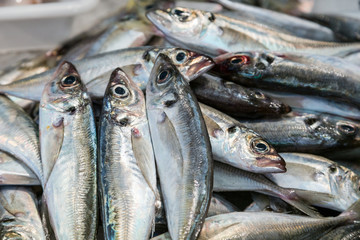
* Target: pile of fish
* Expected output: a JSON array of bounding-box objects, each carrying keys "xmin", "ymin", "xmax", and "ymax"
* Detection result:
[{"xmin": 1, "ymin": 0, "xmax": 360, "ymax": 239}]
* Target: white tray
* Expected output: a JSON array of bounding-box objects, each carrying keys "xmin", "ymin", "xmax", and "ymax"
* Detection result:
[{"xmin": 0, "ymin": 0, "xmax": 99, "ymax": 51}]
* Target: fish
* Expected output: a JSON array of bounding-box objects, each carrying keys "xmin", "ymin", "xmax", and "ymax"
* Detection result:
[
  {"xmin": 200, "ymin": 103, "xmax": 286, "ymax": 173},
  {"xmin": 245, "ymin": 193, "xmax": 297, "ymax": 214},
  {"xmin": 0, "ymin": 47, "xmax": 214, "ymax": 100},
  {"xmin": 155, "ymin": 191, "xmax": 239, "ymax": 225},
  {"xmin": 146, "ymin": 53, "xmax": 213, "ymax": 240},
  {"xmin": 84, "ymin": 19, "xmax": 155, "ymax": 57},
  {"xmin": 216, "ymin": 0, "xmax": 337, "ymax": 41},
  {"xmin": 237, "ymin": 111, "xmax": 360, "ymax": 153},
  {"xmin": 0, "ymin": 95, "xmax": 43, "ymax": 186},
  {"xmin": 39, "ymin": 61, "xmax": 97, "ymax": 239},
  {"xmin": 191, "ymin": 73, "xmax": 290, "ymax": 118},
  {"xmin": 99, "ymin": 68, "xmax": 157, "ymax": 239},
  {"xmin": 0, "ymin": 186, "xmax": 46, "ymax": 240},
  {"xmin": 207, "ymin": 193, "xmax": 239, "ymax": 217},
  {"xmin": 214, "ymin": 51, "xmax": 360, "ymax": 106},
  {"xmin": 265, "ymin": 153, "xmax": 360, "ymax": 212},
  {"xmin": 259, "ymin": 90, "xmax": 360, "ymax": 121},
  {"xmin": 302, "ymin": 13, "xmax": 360, "ymax": 42},
  {"xmin": 213, "ymin": 161, "xmax": 319, "ymax": 217},
  {"xmin": 146, "ymin": 7, "xmax": 360, "ymax": 57},
  {"xmin": 152, "ymin": 209, "xmax": 358, "ymax": 240},
  {"xmin": 319, "ymin": 223, "xmax": 360, "ymax": 240},
  {"xmin": 0, "ymin": 151, "xmax": 39, "ymax": 186}
]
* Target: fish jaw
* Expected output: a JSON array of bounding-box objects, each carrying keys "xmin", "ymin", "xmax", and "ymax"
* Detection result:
[
  {"xmin": 147, "ymin": 9, "xmax": 173, "ymax": 38},
  {"xmin": 183, "ymin": 52, "xmax": 215, "ymax": 82}
]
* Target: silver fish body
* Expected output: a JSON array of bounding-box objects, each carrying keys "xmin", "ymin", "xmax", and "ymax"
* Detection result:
[
  {"xmin": 319, "ymin": 223, "xmax": 360, "ymax": 240},
  {"xmin": 152, "ymin": 211, "xmax": 356, "ymax": 240},
  {"xmin": 0, "ymin": 47, "xmax": 213, "ymax": 101},
  {"xmin": 191, "ymin": 73, "xmax": 291, "ymax": 119},
  {"xmin": 200, "ymin": 103, "xmax": 286, "ymax": 173},
  {"xmin": 84, "ymin": 19, "xmax": 155, "ymax": 57},
  {"xmin": 0, "ymin": 186, "xmax": 46, "ymax": 240},
  {"xmin": 99, "ymin": 68, "xmax": 157, "ymax": 239},
  {"xmin": 237, "ymin": 112, "xmax": 360, "ymax": 153},
  {"xmin": 40, "ymin": 62, "xmax": 97, "ymax": 239},
  {"xmin": 146, "ymin": 54, "xmax": 213, "ymax": 240},
  {"xmin": 0, "ymin": 95, "xmax": 43, "ymax": 186},
  {"xmin": 266, "ymin": 153, "xmax": 360, "ymax": 211},
  {"xmin": 0, "ymin": 151, "xmax": 39, "ymax": 186},
  {"xmin": 260, "ymin": 90, "xmax": 360, "ymax": 121},
  {"xmin": 214, "ymin": 51, "xmax": 360, "ymax": 106},
  {"xmin": 147, "ymin": 7, "xmax": 360, "ymax": 56},
  {"xmin": 302, "ymin": 13, "xmax": 360, "ymax": 42},
  {"xmin": 207, "ymin": 194, "xmax": 239, "ymax": 217},
  {"xmin": 217, "ymin": 0, "xmax": 337, "ymax": 41},
  {"xmin": 213, "ymin": 161, "xmax": 318, "ymax": 217}
]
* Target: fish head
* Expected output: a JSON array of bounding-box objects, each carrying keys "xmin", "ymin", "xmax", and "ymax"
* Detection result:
[
  {"xmin": 103, "ymin": 68, "xmax": 145, "ymax": 124},
  {"xmin": 146, "ymin": 53, "xmax": 185, "ymax": 108},
  {"xmin": 226, "ymin": 125, "xmax": 286, "ymax": 173},
  {"xmin": 145, "ymin": 47, "xmax": 214, "ymax": 81},
  {"xmin": 327, "ymin": 162, "xmax": 360, "ymax": 209},
  {"xmin": 245, "ymin": 87, "xmax": 291, "ymax": 115},
  {"xmin": 146, "ymin": 7, "xmax": 214, "ymax": 42},
  {"xmin": 214, "ymin": 52, "xmax": 275, "ymax": 79},
  {"xmin": 41, "ymin": 61, "xmax": 90, "ymax": 114}
]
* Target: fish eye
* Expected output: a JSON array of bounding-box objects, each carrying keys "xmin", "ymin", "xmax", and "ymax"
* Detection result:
[
  {"xmin": 251, "ymin": 139, "xmax": 270, "ymax": 153},
  {"xmin": 112, "ymin": 85, "xmax": 129, "ymax": 98},
  {"xmin": 230, "ymin": 56, "xmax": 249, "ymax": 65},
  {"xmin": 175, "ymin": 51, "xmax": 187, "ymax": 63},
  {"xmin": 61, "ymin": 75, "xmax": 79, "ymax": 87},
  {"xmin": 172, "ymin": 8, "xmax": 191, "ymax": 22},
  {"xmin": 337, "ymin": 122, "xmax": 357, "ymax": 135},
  {"xmin": 157, "ymin": 69, "xmax": 171, "ymax": 84},
  {"xmin": 254, "ymin": 91, "xmax": 265, "ymax": 99}
]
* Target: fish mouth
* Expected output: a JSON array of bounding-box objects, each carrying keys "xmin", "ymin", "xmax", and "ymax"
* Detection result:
[
  {"xmin": 186, "ymin": 55, "xmax": 215, "ymax": 81},
  {"xmin": 146, "ymin": 9, "xmax": 172, "ymax": 36},
  {"xmin": 256, "ymin": 157, "xmax": 287, "ymax": 173}
]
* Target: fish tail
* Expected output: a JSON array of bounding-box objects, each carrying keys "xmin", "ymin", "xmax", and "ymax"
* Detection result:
[{"xmin": 279, "ymin": 188, "xmax": 322, "ymax": 218}]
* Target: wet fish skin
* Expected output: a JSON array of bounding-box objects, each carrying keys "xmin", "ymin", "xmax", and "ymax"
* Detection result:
[
  {"xmin": 99, "ymin": 68, "xmax": 157, "ymax": 239},
  {"xmin": 266, "ymin": 153, "xmax": 360, "ymax": 212},
  {"xmin": 207, "ymin": 193, "xmax": 239, "ymax": 217},
  {"xmin": 302, "ymin": 13, "xmax": 360, "ymax": 42},
  {"xmin": 84, "ymin": 19, "xmax": 155, "ymax": 57},
  {"xmin": 40, "ymin": 61, "xmax": 97, "ymax": 239},
  {"xmin": 319, "ymin": 223, "xmax": 360, "ymax": 240},
  {"xmin": 152, "ymin": 210, "xmax": 357, "ymax": 240},
  {"xmin": 146, "ymin": 53, "xmax": 213, "ymax": 240},
  {"xmin": 191, "ymin": 73, "xmax": 290, "ymax": 118},
  {"xmin": 214, "ymin": 51, "xmax": 360, "ymax": 106},
  {"xmin": 200, "ymin": 103, "xmax": 286, "ymax": 173},
  {"xmin": 0, "ymin": 47, "xmax": 214, "ymax": 100},
  {"xmin": 213, "ymin": 161, "xmax": 318, "ymax": 217},
  {"xmin": 155, "ymin": 191, "xmax": 239, "ymax": 225},
  {"xmin": 0, "ymin": 95, "xmax": 43, "ymax": 186},
  {"xmin": 216, "ymin": 0, "xmax": 337, "ymax": 41},
  {"xmin": 0, "ymin": 186, "xmax": 46, "ymax": 240},
  {"xmin": 146, "ymin": 7, "xmax": 360, "ymax": 56},
  {"xmin": 0, "ymin": 151, "xmax": 40, "ymax": 186},
  {"xmin": 237, "ymin": 112, "xmax": 360, "ymax": 153},
  {"xmin": 260, "ymin": 89, "xmax": 360, "ymax": 121}
]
